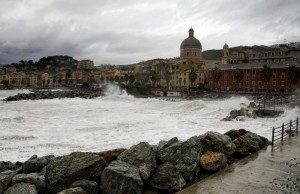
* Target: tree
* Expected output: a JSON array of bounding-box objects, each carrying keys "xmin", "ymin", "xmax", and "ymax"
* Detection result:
[
  {"xmin": 287, "ymin": 65, "xmax": 299, "ymax": 90},
  {"xmin": 1, "ymin": 80, "xmax": 9, "ymax": 87},
  {"xmin": 128, "ymin": 74, "xmax": 135, "ymax": 86},
  {"xmin": 165, "ymin": 71, "xmax": 172, "ymax": 88},
  {"xmin": 189, "ymin": 67, "xmax": 197, "ymax": 87},
  {"xmin": 233, "ymin": 68, "xmax": 244, "ymax": 91},
  {"xmin": 149, "ymin": 70, "xmax": 160, "ymax": 86},
  {"xmin": 260, "ymin": 65, "xmax": 272, "ymax": 91},
  {"xmin": 211, "ymin": 67, "xmax": 222, "ymax": 89}
]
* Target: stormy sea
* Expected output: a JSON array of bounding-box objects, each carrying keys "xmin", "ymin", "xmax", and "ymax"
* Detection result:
[{"xmin": 0, "ymin": 85, "xmax": 299, "ymax": 162}]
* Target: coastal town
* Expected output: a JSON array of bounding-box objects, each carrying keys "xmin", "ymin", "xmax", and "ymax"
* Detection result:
[{"xmin": 1, "ymin": 28, "xmax": 300, "ymax": 97}]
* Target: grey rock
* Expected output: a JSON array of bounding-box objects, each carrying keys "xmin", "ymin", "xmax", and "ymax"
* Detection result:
[
  {"xmin": 199, "ymin": 131, "xmax": 236, "ymax": 158},
  {"xmin": 118, "ymin": 142, "xmax": 156, "ymax": 182},
  {"xmin": 157, "ymin": 136, "xmax": 202, "ymax": 181},
  {"xmin": 23, "ymin": 155, "xmax": 54, "ymax": 173},
  {"xmin": 70, "ymin": 180, "xmax": 98, "ymax": 194},
  {"xmin": 233, "ymin": 133, "xmax": 261, "ymax": 158},
  {"xmin": 0, "ymin": 161, "xmax": 22, "ymax": 173},
  {"xmin": 0, "ymin": 174, "xmax": 11, "ymax": 194},
  {"xmin": 224, "ymin": 129, "xmax": 249, "ymax": 141},
  {"xmin": 101, "ymin": 160, "xmax": 143, "ymax": 194},
  {"xmin": 4, "ymin": 183, "xmax": 38, "ymax": 194},
  {"xmin": 149, "ymin": 162, "xmax": 186, "ymax": 192},
  {"xmin": 12, "ymin": 173, "xmax": 45, "ymax": 192},
  {"xmin": 57, "ymin": 187, "xmax": 87, "ymax": 194},
  {"xmin": 45, "ymin": 152, "xmax": 107, "ymax": 194}
]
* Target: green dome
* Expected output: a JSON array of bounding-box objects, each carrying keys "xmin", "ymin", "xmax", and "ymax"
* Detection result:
[{"xmin": 223, "ymin": 42, "xmax": 229, "ymax": 49}]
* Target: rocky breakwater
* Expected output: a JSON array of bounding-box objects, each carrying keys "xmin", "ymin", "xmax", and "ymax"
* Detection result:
[
  {"xmin": 0, "ymin": 130, "xmax": 270, "ymax": 194},
  {"xmin": 2, "ymin": 89, "xmax": 102, "ymax": 102}
]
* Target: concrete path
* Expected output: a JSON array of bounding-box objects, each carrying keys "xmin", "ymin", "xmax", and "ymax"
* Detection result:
[{"xmin": 177, "ymin": 134, "xmax": 300, "ymax": 194}]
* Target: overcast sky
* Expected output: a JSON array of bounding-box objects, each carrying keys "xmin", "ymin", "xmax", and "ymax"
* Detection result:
[{"xmin": 0, "ymin": 0, "xmax": 299, "ymax": 65}]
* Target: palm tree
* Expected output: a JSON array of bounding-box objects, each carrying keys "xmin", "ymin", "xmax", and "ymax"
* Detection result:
[
  {"xmin": 211, "ymin": 67, "xmax": 222, "ymax": 90},
  {"xmin": 233, "ymin": 68, "xmax": 244, "ymax": 91},
  {"xmin": 189, "ymin": 67, "xmax": 197, "ymax": 88},
  {"xmin": 287, "ymin": 65, "xmax": 299, "ymax": 91},
  {"xmin": 260, "ymin": 65, "xmax": 272, "ymax": 92}
]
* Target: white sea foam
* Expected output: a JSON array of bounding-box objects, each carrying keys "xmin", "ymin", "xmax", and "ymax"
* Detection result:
[{"xmin": 0, "ymin": 86, "xmax": 299, "ymax": 162}]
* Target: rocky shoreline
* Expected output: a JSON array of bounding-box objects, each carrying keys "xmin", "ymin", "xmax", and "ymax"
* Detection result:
[
  {"xmin": 0, "ymin": 129, "xmax": 270, "ymax": 194},
  {"xmin": 2, "ymin": 89, "xmax": 103, "ymax": 102}
]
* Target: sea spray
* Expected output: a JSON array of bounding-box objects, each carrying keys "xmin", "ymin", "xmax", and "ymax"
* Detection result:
[{"xmin": 0, "ymin": 89, "xmax": 299, "ymax": 162}]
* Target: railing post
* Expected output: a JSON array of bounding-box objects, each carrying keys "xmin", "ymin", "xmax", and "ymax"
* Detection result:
[
  {"xmin": 281, "ymin": 123, "xmax": 284, "ymax": 142},
  {"xmin": 289, "ymin": 120, "xmax": 292, "ymax": 137},
  {"xmin": 297, "ymin": 117, "xmax": 299, "ymax": 135},
  {"xmin": 272, "ymin": 127, "xmax": 275, "ymax": 145}
]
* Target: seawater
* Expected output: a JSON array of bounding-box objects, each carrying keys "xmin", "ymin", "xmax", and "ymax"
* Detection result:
[{"xmin": 0, "ymin": 86, "xmax": 299, "ymax": 162}]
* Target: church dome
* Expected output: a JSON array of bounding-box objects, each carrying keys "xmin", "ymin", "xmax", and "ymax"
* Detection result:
[
  {"xmin": 223, "ymin": 42, "xmax": 229, "ymax": 49},
  {"xmin": 180, "ymin": 28, "xmax": 202, "ymax": 49}
]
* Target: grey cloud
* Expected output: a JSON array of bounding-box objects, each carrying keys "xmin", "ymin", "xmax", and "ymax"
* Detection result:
[{"xmin": 0, "ymin": 0, "xmax": 299, "ymax": 65}]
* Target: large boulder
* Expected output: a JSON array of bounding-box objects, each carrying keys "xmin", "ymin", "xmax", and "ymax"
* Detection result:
[
  {"xmin": 45, "ymin": 152, "xmax": 107, "ymax": 194},
  {"xmin": 0, "ymin": 161, "xmax": 22, "ymax": 173},
  {"xmin": 101, "ymin": 160, "xmax": 143, "ymax": 194},
  {"xmin": 70, "ymin": 180, "xmax": 98, "ymax": 194},
  {"xmin": 199, "ymin": 131, "xmax": 235, "ymax": 158},
  {"xmin": 233, "ymin": 133, "xmax": 261, "ymax": 158},
  {"xmin": 4, "ymin": 183, "xmax": 38, "ymax": 194},
  {"xmin": 0, "ymin": 174, "xmax": 11, "ymax": 194},
  {"xmin": 57, "ymin": 187, "xmax": 86, "ymax": 194},
  {"xmin": 23, "ymin": 155, "xmax": 54, "ymax": 173},
  {"xmin": 224, "ymin": 129, "xmax": 249, "ymax": 141},
  {"xmin": 199, "ymin": 151, "xmax": 227, "ymax": 172},
  {"xmin": 157, "ymin": 136, "xmax": 202, "ymax": 181},
  {"xmin": 149, "ymin": 162, "xmax": 186, "ymax": 192},
  {"xmin": 12, "ymin": 173, "xmax": 45, "ymax": 193},
  {"xmin": 118, "ymin": 142, "xmax": 156, "ymax": 182}
]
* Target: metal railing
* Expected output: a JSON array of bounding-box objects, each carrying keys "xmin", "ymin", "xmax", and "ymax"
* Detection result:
[{"xmin": 271, "ymin": 117, "xmax": 299, "ymax": 145}]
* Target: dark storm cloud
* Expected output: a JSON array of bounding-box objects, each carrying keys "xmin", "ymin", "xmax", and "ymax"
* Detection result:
[{"xmin": 0, "ymin": 0, "xmax": 299, "ymax": 65}]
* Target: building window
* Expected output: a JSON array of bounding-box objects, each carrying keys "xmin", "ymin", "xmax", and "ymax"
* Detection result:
[
  {"xmin": 224, "ymin": 82, "xmax": 227, "ymax": 86},
  {"xmin": 252, "ymin": 81, "xmax": 255, "ymax": 86},
  {"xmin": 253, "ymin": 70, "xmax": 255, "ymax": 74},
  {"xmin": 233, "ymin": 82, "xmax": 235, "ymax": 85},
  {"xmin": 246, "ymin": 75, "xmax": 249, "ymax": 80},
  {"xmin": 265, "ymin": 53, "xmax": 268, "ymax": 57},
  {"xmin": 246, "ymin": 81, "xmax": 249, "ymax": 86},
  {"xmin": 281, "ymin": 74, "xmax": 285, "ymax": 79},
  {"xmin": 281, "ymin": 81, "xmax": 285, "ymax": 86},
  {"xmin": 272, "ymin": 82, "xmax": 276, "ymax": 86}
]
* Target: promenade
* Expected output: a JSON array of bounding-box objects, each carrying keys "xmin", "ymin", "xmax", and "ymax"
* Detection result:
[{"xmin": 177, "ymin": 134, "xmax": 300, "ymax": 194}]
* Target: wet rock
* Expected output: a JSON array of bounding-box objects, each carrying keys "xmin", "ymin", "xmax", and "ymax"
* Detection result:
[
  {"xmin": 0, "ymin": 174, "xmax": 11, "ymax": 194},
  {"xmin": 149, "ymin": 162, "xmax": 186, "ymax": 192},
  {"xmin": 0, "ymin": 161, "xmax": 22, "ymax": 173},
  {"xmin": 233, "ymin": 133, "xmax": 260, "ymax": 158},
  {"xmin": 118, "ymin": 142, "xmax": 156, "ymax": 182},
  {"xmin": 12, "ymin": 173, "xmax": 45, "ymax": 192},
  {"xmin": 222, "ymin": 108, "xmax": 248, "ymax": 121},
  {"xmin": 45, "ymin": 152, "xmax": 107, "ymax": 194},
  {"xmin": 199, "ymin": 151, "xmax": 228, "ymax": 172},
  {"xmin": 199, "ymin": 131, "xmax": 235, "ymax": 158},
  {"xmin": 224, "ymin": 129, "xmax": 249, "ymax": 141},
  {"xmin": 157, "ymin": 136, "xmax": 202, "ymax": 181},
  {"xmin": 23, "ymin": 155, "xmax": 54, "ymax": 173},
  {"xmin": 101, "ymin": 160, "xmax": 143, "ymax": 194},
  {"xmin": 4, "ymin": 183, "xmax": 38, "ymax": 194},
  {"xmin": 57, "ymin": 187, "xmax": 86, "ymax": 194},
  {"xmin": 70, "ymin": 180, "xmax": 98, "ymax": 194},
  {"xmin": 248, "ymin": 102, "xmax": 257, "ymax": 108},
  {"xmin": 97, "ymin": 148, "xmax": 126, "ymax": 164}
]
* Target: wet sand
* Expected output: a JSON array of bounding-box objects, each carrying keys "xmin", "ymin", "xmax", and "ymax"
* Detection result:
[{"xmin": 177, "ymin": 134, "xmax": 300, "ymax": 194}]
